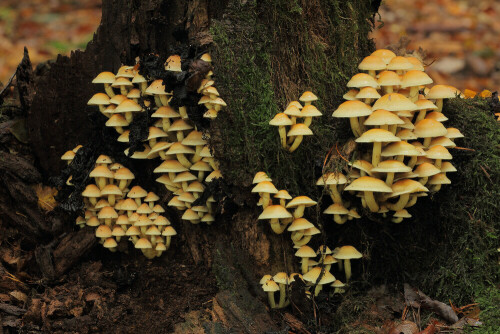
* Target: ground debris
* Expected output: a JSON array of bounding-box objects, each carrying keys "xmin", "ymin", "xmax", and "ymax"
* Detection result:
[{"xmin": 404, "ymin": 283, "xmax": 458, "ymax": 324}]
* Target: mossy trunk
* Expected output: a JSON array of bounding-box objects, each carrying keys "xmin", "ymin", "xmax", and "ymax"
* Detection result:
[{"xmin": 21, "ymin": 0, "xmax": 386, "ymax": 332}]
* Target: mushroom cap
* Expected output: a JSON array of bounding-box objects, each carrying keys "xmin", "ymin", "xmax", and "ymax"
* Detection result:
[
  {"xmin": 334, "ymin": 245, "xmax": 362, "ymax": 259},
  {"xmin": 167, "ymin": 142, "xmax": 195, "ymax": 155},
  {"xmin": 203, "ymin": 86, "xmax": 219, "ymax": 97},
  {"xmin": 299, "ymin": 91, "xmax": 318, "ymax": 103},
  {"xmin": 168, "ymin": 119, "xmax": 194, "ymax": 132},
  {"xmin": 316, "ymin": 172, "xmax": 347, "ymax": 185},
  {"xmin": 262, "ymin": 280, "xmax": 279, "ymax": 292},
  {"xmin": 441, "ymin": 161, "xmax": 457, "ymax": 173},
  {"xmin": 167, "ymin": 196, "xmax": 186, "ymax": 208},
  {"xmin": 295, "ymin": 245, "xmax": 317, "ymax": 258},
  {"xmin": 401, "ymin": 70, "xmax": 433, "ymax": 88},
  {"xmin": 90, "ymin": 165, "xmax": 114, "ymax": 179},
  {"xmin": 349, "ymin": 160, "xmax": 374, "ymax": 175},
  {"xmin": 414, "ymin": 99, "xmax": 438, "ymax": 111},
  {"xmin": 331, "ymin": 280, "xmax": 345, "ymax": 288},
  {"xmin": 283, "ymin": 105, "xmax": 302, "ymax": 117},
  {"xmin": 201, "ymin": 213, "xmax": 215, "ymax": 223},
  {"xmin": 162, "ymin": 226, "xmax": 177, "ymax": 236},
  {"xmin": 322, "ymin": 255, "xmax": 338, "ymax": 264},
  {"xmin": 260, "ymin": 275, "xmax": 273, "ymax": 285},
  {"xmin": 425, "ymin": 145, "xmax": 452, "ymax": 160},
  {"xmin": 377, "ymin": 70, "xmax": 401, "ymax": 87},
  {"xmin": 131, "ymin": 73, "xmax": 146, "ymax": 84},
  {"xmin": 288, "ymin": 218, "xmax": 315, "ymax": 231},
  {"xmin": 274, "ymin": 189, "xmax": 292, "ymax": 200},
  {"xmin": 343, "ymin": 89, "xmax": 359, "ymax": 101},
  {"xmin": 253, "ymin": 172, "xmax": 272, "ymax": 184},
  {"xmin": 103, "ymin": 238, "xmax": 118, "ymax": 249},
  {"xmin": 287, "ymin": 123, "xmax": 313, "ymax": 136},
  {"xmin": 96, "ymin": 155, "xmax": 112, "ymax": 165},
  {"xmin": 109, "ymin": 94, "xmax": 127, "ymax": 105},
  {"xmin": 332, "ymin": 100, "xmax": 372, "ymax": 118},
  {"xmin": 98, "ymin": 206, "xmax": 118, "ymax": 219},
  {"xmin": 356, "ymin": 87, "xmax": 381, "ymax": 100},
  {"xmin": 154, "ymin": 215, "xmax": 170, "ymax": 225},
  {"xmin": 394, "ymin": 209, "xmax": 412, "ymax": 218},
  {"xmin": 273, "ymin": 272, "xmax": 290, "ymax": 285},
  {"xmin": 190, "ymin": 160, "xmax": 212, "ymax": 172},
  {"xmin": 186, "ymin": 181, "xmax": 205, "ymax": 193},
  {"xmin": 414, "ymin": 118, "xmax": 447, "ymax": 138},
  {"xmin": 178, "ymin": 192, "xmax": 196, "ymax": 203},
  {"xmin": 86, "ymin": 216, "xmax": 100, "ymax": 227},
  {"xmin": 344, "ymin": 176, "xmax": 393, "ymax": 193},
  {"xmin": 127, "ymin": 185, "xmax": 148, "ymax": 198},
  {"xmin": 425, "ymin": 111, "xmax": 448, "ymax": 122},
  {"xmin": 389, "ymin": 179, "xmax": 429, "ymax": 197},
  {"xmin": 364, "ymin": 109, "xmax": 404, "ymax": 126},
  {"xmin": 200, "ymin": 53, "xmax": 212, "ymax": 62},
  {"xmin": 95, "ymin": 199, "xmax": 110, "ymax": 209},
  {"xmin": 258, "ymin": 205, "xmax": 293, "ymax": 220},
  {"xmin": 370, "ymin": 49, "xmax": 396, "ymax": 64},
  {"xmin": 287, "ymin": 101, "xmax": 303, "ymax": 109},
  {"xmin": 111, "ymin": 77, "xmax": 133, "ymax": 88},
  {"xmin": 387, "ymin": 56, "xmax": 412, "ymax": 71},
  {"xmin": 113, "ymin": 167, "xmax": 135, "ymax": 181},
  {"xmin": 317, "ymin": 245, "xmax": 333, "ymax": 255},
  {"xmin": 165, "ymin": 54, "xmax": 182, "ymax": 72},
  {"xmin": 115, "ymin": 66, "xmax": 134, "ymax": 78},
  {"xmin": 173, "ymin": 171, "xmax": 197, "ymax": 183},
  {"xmin": 151, "ymin": 106, "xmax": 180, "ymax": 118},
  {"xmin": 145, "ymin": 79, "xmax": 167, "ymax": 95},
  {"xmin": 125, "ymin": 225, "xmax": 141, "ymax": 236},
  {"xmin": 406, "ymin": 56, "xmax": 425, "ymax": 71},
  {"xmin": 115, "ymin": 99, "xmax": 142, "ymax": 113},
  {"xmin": 445, "ymin": 127, "xmax": 464, "ymax": 139},
  {"xmin": 92, "ymin": 71, "xmax": 115, "ymax": 84},
  {"xmin": 427, "ymin": 173, "xmax": 451, "ymax": 185},
  {"xmin": 101, "ymin": 184, "xmax": 122, "ymax": 196},
  {"xmin": 396, "ymin": 129, "xmax": 418, "ymax": 140},
  {"xmin": 112, "ymin": 226, "xmax": 126, "ymax": 237},
  {"xmin": 116, "ymin": 215, "xmax": 129, "ymax": 226},
  {"xmin": 135, "ymin": 215, "xmax": 153, "ymax": 227},
  {"xmin": 135, "ymin": 238, "xmax": 152, "ymax": 249},
  {"xmin": 430, "ymin": 136, "xmax": 456, "ymax": 148},
  {"xmin": 147, "ymin": 127, "xmax": 168, "ymax": 140},
  {"xmin": 156, "ymin": 243, "xmax": 167, "ymax": 251},
  {"xmin": 324, "ymin": 203, "xmax": 349, "ymax": 215},
  {"xmin": 413, "ymin": 162, "xmax": 441, "ymax": 177},
  {"xmin": 96, "ymin": 225, "xmax": 112, "ymax": 238},
  {"xmin": 301, "ymin": 105, "xmax": 322, "ymax": 117},
  {"xmin": 105, "ymin": 114, "xmax": 129, "ymax": 127},
  {"xmin": 205, "ymin": 170, "xmax": 222, "ymax": 182},
  {"xmin": 426, "ymin": 85, "xmax": 460, "ymax": 99},
  {"xmin": 121, "ymin": 198, "xmax": 139, "ymax": 211},
  {"xmin": 372, "ymin": 93, "xmax": 418, "ymax": 112},
  {"xmin": 355, "ymin": 128, "xmax": 401, "ymax": 143},
  {"xmin": 61, "ymin": 150, "xmax": 76, "ymax": 161},
  {"xmin": 252, "ymin": 181, "xmax": 278, "ymax": 194},
  {"xmin": 303, "ymin": 267, "xmax": 335, "ymax": 284},
  {"xmin": 117, "ymin": 130, "xmax": 130, "ymax": 143},
  {"xmin": 82, "ymin": 184, "xmax": 101, "ymax": 198},
  {"xmin": 145, "ymin": 225, "xmax": 161, "ymax": 236},
  {"xmin": 304, "ymin": 227, "xmax": 321, "ymax": 236},
  {"xmin": 182, "ymin": 131, "xmax": 207, "ymax": 146},
  {"xmin": 269, "ymin": 113, "xmax": 292, "ymax": 126},
  {"xmin": 136, "ymin": 203, "xmax": 153, "ymax": 215},
  {"xmin": 358, "ymin": 55, "xmax": 386, "ymax": 71},
  {"xmin": 347, "ymin": 73, "xmax": 379, "ymax": 88},
  {"xmin": 381, "ymin": 141, "xmax": 422, "ymax": 157},
  {"xmin": 182, "ymin": 209, "xmax": 200, "ymax": 221},
  {"xmin": 154, "ymin": 160, "xmax": 188, "ymax": 173},
  {"xmin": 286, "ymin": 196, "xmax": 317, "ymax": 208},
  {"xmin": 371, "ymin": 160, "xmax": 411, "ymax": 173},
  {"xmin": 88, "ymin": 93, "xmax": 110, "ymax": 105}
]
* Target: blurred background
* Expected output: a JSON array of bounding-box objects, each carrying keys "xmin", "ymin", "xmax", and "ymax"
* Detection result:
[{"xmin": 1, "ymin": 0, "xmax": 499, "ymax": 93}]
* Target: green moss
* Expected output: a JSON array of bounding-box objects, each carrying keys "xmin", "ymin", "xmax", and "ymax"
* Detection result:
[
  {"xmin": 469, "ymin": 286, "xmax": 500, "ymax": 333},
  {"xmin": 210, "ymin": 0, "xmax": 374, "ymax": 195}
]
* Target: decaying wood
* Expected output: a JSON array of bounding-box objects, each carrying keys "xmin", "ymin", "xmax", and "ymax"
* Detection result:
[
  {"xmin": 0, "ymin": 303, "xmax": 25, "ymax": 316},
  {"xmin": 404, "ymin": 284, "xmax": 459, "ymax": 324},
  {"xmin": 16, "ymin": 48, "xmax": 35, "ymax": 113},
  {"xmin": 0, "ymin": 153, "xmax": 40, "ymax": 183},
  {"xmin": 283, "ymin": 313, "xmax": 312, "ymax": 334},
  {"xmin": 52, "ymin": 228, "xmax": 96, "ymax": 277}
]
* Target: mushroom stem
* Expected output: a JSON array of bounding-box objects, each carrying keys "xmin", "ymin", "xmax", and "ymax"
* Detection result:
[
  {"xmin": 328, "ymin": 185, "xmax": 343, "ymax": 204},
  {"xmin": 293, "ymin": 205, "xmax": 306, "ymax": 219},
  {"xmin": 159, "ymin": 95, "xmax": 168, "ymax": 106},
  {"xmin": 301, "ymin": 259, "xmax": 309, "ymax": 275},
  {"xmin": 267, "ymin": 291, "xmax": 277, "ymax": 309},
  {"xmin": 419, "ymin": 177, "xmax": 428, "ymax": 186},
  {"xmin": 385, "ymin": 172, "xmax": 395, "ymax": 186},
  {"xmin": 334, "ymin": 215, "xmax": 347, "ymax": 224},
  {"xmin": 269, "ymin": 219, "xmax": 286, "ymax": 234},
  {"xmin": 364, "ymin": 191, "xmax": 379, "ymax": 212},
  {"xmin": 386, "ymin": 193, "xmax": 410, "ymax": 211},
  {"xmin": 344, "ymin": 259, "xmax": 353, "ymax": 282},
  {"xmin": 108, "ymin": 195, "xmax": 116, "ymax": 206},
  {"xmin": 434, "ymin": 159, "xmax": 442, "ymax": 169},
  {"xmin": 304, "ymin": 117, "xmax": 313, "ymax": 127},
  {"xmin": 389, "ymin": 124, "xmax": 398, "ymax": 135},
  {"xmin": 293, "ymin": 235, "xmax": 311, "ymax": 247},
  {"xmin": 372, "ymin": 142, "xmax": 382, "ymax": 167},
  {"xmin": 392, "ymin": 217, "xmax": 404, "ymax": 223},
  {"xmin": 415, "ymin": 110, "xmax": 428, "ymax": 123},
  {"xmin": 162, "ymin": 118, "xmax": 171, "ymax": 132},
  {"xmin": 154, "ymin": 96, "xmax": 162, "ymax": 107},
  {"xmin": 385, "ymin": 86, "xmax": 394, "ymax": 94},
  {"xmin": 289, "ymin": 135, "xmax": 304, "ymax": 153},
  {"xmin": 120, "ymin": 86, "xmax": 128, "ymax": 96},
  {"xmin": 262, "ymin": 193, "xmax": 271, "ymax": 209},
  {"xmin": 405, "ymin": 195, "xmax": 418, "ymax": 208},
  {"xmin": 408, "ymin": 86, "xmax": 420, "ymax": 102},
  {"xmin": 314, "ymin": 284, "xmax": 323, "ymax": 297},
  {"xmin": 423, "ymin": 137, "xmax": 432, "ymax": 148},
  {"xmin": 368, "ymin": 70, "xmax": 376, "ymax": 78},
  {"xmin": 278, "ymin": 284, "xmax": 287, "ymax": 308},
  {"xmin": 278, "ymin": 126, "xmax": 288, "ymax": 149},
  {"xmin": 176, "ymin": 153, "xmax": 192, "ymax": 168},
  {"xmin": 104, "ymin": 84, "xmax": 115, "ymax": 97},
  {"xmin": 435, "ymin": 99, "xmax": 443, "ymax": 112},
  {"xmin": 349, "ymin": 117, "xmax": 362, "ymax": 137},
  {"xmin": 291, "ymin": 231, "xmax": 304, "ymax": 241},
  {"xmin": 408, "ymin": 156, "xmax": 418, "ymax": 168},
  {"xmin": 179, "ymin": 106, "xmax": 188, "ymax": 119}
]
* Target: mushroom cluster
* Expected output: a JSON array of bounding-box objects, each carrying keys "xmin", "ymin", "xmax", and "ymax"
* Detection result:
[
  {"xmin": 62, "ymin": 151, "xmax": 177, "ymax": 259},
  {"xmin": 269, "ymin": 91, "xmax": 322, "ymax": 152},
  {"xmin": 328, "ymin": 49, "xmax": 464, "ymax": 222},
  {"xmin": 253, "ymin": 172, "xmax": 362, "ymax": 308},
  {"xmin": 88, "ymin": 53, "xmax": 223, "ymax": 225}
]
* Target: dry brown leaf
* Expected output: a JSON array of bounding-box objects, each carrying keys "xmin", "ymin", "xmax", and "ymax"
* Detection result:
[{"xmin": 33, "ymin": 184, "xmax": 58, "ymax": 212}]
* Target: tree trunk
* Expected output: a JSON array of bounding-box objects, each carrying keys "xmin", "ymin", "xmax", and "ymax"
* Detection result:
[{"xmin": 15, "ymin": 0, "xmax": 378, "ymax": 332}]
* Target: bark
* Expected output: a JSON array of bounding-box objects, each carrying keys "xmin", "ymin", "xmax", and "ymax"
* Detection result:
[{"xmin": 19, "ymin": 0, "xmax": 378, "ymax": 332}]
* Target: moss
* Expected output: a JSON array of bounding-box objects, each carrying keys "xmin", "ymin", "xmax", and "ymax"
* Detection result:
[
  {"xmin": 469, "ymin": 286, "xmax": 500, "ymax": 333},
  {"xmin": 210, "ymin": 0, "xmax": 375, "ymax": 195}
]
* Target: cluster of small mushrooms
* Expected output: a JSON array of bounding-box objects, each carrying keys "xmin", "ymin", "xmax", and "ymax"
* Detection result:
[
  {"xmin": 61, "ymin": 148, "xmax": 176, "ymax": 259},
  {"xmin": 327, "ymin": 49, "xmax": 464, "ymax": 222},
  {"xmin": 269, "ymin": 91, "xmax": 322, "ymax": 152},
  {"xmin": 253, "ymin": 172, "xmax": 362, "ymax": 308},
  {"xmin": 88, "ymin": 53, "xmax": 223, "ymax": 225}
]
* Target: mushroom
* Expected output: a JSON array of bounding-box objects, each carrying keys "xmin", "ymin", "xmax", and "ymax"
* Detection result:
[
  {"xmin": 273, "ymin": 272, "xmax": 290, "ymax": 308},
  {"xmin": 258, "ymin": 205, "xmax": 293, "ymax": 234},
  {"xmin": 333, "ymin": 246, "xmax": 362, "ymax": 282},
  {"xmin": 262, "ymin": 280, "xmax": 280, "ymax": 309},
  {"xmin": 316, "ymin": 172, "xmax": 347, "ymax": 204},
  {"xmin": 358, "ymin": 55, "xmax": 386, "ymax": 77},
  {"xmin": 285, "ymin": 196, "xmax": 317, "ymax": 219},
  {"xmin": 344, "ymin": 176, "xmax": 392, "ymax": 212},
  {"xmin": 426, "ymin": 85, "xmax": 461, "ymax": 112},
  {"xmin": 355, "ymin": 128, "xmax": 401, "ymax": 167},
  {"xmin": 269, "ymin": 113, "xmax": 292, "ymax": 149},
  {"xmin": 287, "ymin": 124, "xmax": 313, "ymax": 153},
  {"xmin": 92, "ymin": 71, "xmax": 116, "ymax": 97},
  {"xmin": 332, "ymin": 100, "xmax": 373, "ymax": 137},
  {"xmin": 295, "ymin": 245, "xmax": 317, "ymax": 274},
  {"xmin": 303, "ymin": 267, "xmax": 335, "ymax": 296}
]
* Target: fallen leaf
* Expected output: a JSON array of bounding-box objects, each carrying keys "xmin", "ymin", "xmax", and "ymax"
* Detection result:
[{"xmin": 33, "ymin": 184, "xmax": 58, "ymax": 212}]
